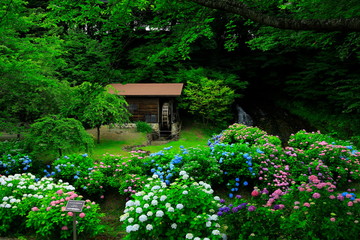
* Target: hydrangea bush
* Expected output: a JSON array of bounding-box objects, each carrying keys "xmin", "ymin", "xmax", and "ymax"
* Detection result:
[
  {"xmin": 0, "ymin": 153, "xmax": 33, "ymax": 175},
  {"xmin": 0, "ymin": 173, "xmax": 104, "ymax": 238},
  {"xmin": 26, "ymin": 189, "xmax": 104, "ymax": 239},
  {"xmin": 120, "ymin": 172, "xmax": 224, "ymax": 240},
  {"xmin": 144, "ymin": 146, "xmax": 222, "ymax": 186}
]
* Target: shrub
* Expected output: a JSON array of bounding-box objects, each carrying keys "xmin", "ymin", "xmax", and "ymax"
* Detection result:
[
  {"xmin": 26, "ymin": 189, "xmax": 104, "ymax": 240},
  {"xmin": 0, "ymin": 173, "xmax": 75, "ymax": 235},
  {"xmin": 120, "ymin": 172, "xmax": 223, "ymax": 240},
  {"xmin": 135, "ymin": 121, "xmax": 153, "ymax": 134},
  {"xmin": 145, "ymin": 146, "xmax": 222, "ymax": 186},
  {"xmin": 218, "ymin": 123, "xmax": 282, "ymax": 146},
  {"xmin": 0, "ymin": 140, "xmax": 25, "ymax": 155}
]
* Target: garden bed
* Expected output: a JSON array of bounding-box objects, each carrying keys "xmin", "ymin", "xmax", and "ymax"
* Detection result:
[{"xmin": 1, "ymin": 123, "xmax": 360, "ymax": 239}]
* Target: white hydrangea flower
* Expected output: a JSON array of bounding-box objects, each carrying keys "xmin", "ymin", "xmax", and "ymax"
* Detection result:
[
  {"xmin": 156, "ymin": 210, "xmax": 164, "ymax": 217},
  {"xmin": 143, "ymin": 203, "xmax": 150, "ymax": 209},
  {"xmin": 136, "ymin": 207, "xmax": 143, "ymax": 214},
  {"xmin": 132, "ymin": 224, "xmax": 139, "ymax": 231},
  {"xmin": 151, "ymin": 200, "xmax": 158, "ymax": 206},
  {"xmin": 185, "ymin": 233, "xmax": 194, "ymax": 239},
  {"xmin": 126, "ymin": 225, "xmax": 133, "ymax": 233},
  {"xmin": 206, "ymin": 221, "xmax": 212, "ymax": 227},
  {"xmin": 165, "ymin": 202, "xmax": 171, "ymax": 208},
  {"xmin": 139, "ymin": 214, "xmax": 148, "ymax": 222},
  {"xmin": 151, "ymin": 185, "xmax": 161, "ymax": 191},
  {"xmin": 146, "ymin": 224, "xmax": 153, "ymax": 230},
  {"xmin": 212, "ymin": 230, "xmax": 220, "ymax": 235},
  {"xmin": 120, "ymin": 213, "xmax": 129, "ymax": 222},
  {"xmin": 179, "ymin": 171, "xmax": 186, "ymax": 176},
  {"xmin": 146, "ymin": 211, "xmax": 153, "ymax": 216},
  {"xmin": 182, "ymin": 174, "xmax": 189, "ymax": 180},
  {"xmin": 182, "ymin": 190, "xmax": 188, "ymax": 195},
  {"xmin": 135, "ymin": 191, "xmax": 145, "ymax": 197},
  {"xmin": 208, "ymin": 214, "xmax": 218, "ymax": 221},
  {"xmin": 214, "ymin": 196, "xmax": 220, "ymax": 201},
  {"xmin": 194, "ymin": 237, "xmax": 201, "ymax": 240},
  {"xmin": 160, "ymin": 195, "xmax": 167, "ymax": 201},
  {"xmin": 134, "ymin": 200, "xmax": 141, "ymax": 206},
  {"xmin": 128, "ymin": 218, "xmax": 134, "ymax": 223},
  {"xmin": 171, "ymin": 223, "xmax": 177, "ymax": 229},
  {"xmin": 176, "ymin": 204, "xmax": 184, "ymax": 210},
  {"xmin": 143, "ymin": 195, "xmax": 150, "ymax": 201},
  {"xmin": 125, "ymin": 200, "xmax": 135, "ymax": 207},
  {"xmin": 167, "ymin": 207, "xmax": 174, "ymax": 212}
]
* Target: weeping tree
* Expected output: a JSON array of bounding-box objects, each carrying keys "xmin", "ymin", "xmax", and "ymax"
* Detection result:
[
  {"xmin": 26, "ymin": 116, "xmax": 94, "ymax": 157},
  {"xmin": 65, "ymin": 82, "xmax": 131, "ymax": 144},
  {"xmin": 81, "ymin": 86, "xmax": 131, "ymax": 144}
]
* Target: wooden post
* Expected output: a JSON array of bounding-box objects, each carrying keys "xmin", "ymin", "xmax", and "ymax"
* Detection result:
[{"xmin": 73, "ymin": 214, "xmax": 77, "ymax": 240}]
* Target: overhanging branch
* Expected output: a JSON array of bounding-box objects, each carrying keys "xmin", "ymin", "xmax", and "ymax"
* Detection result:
[{"xmin": 188, "ymin": 0, "xmax": 360, "ymax": 31}]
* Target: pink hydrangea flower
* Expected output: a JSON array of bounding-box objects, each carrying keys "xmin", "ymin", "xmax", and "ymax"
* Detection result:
[
  {"xmin": 79, "ymin": 213, "xmax": 86, "ymax": 218},
  {"xmin": 251, "ymin": 190, "xmax": 260, "ymax": 197},
  {"xmin": 61, "ymin": 226, "xmax": 68, "ymax": 230},
  {"xmin": 31, "ymin": 207, "xmax": 39, "ymax": 211},
  {"xmin": 312, "ymin": 193, "xmax": 321, "ymax": 199},
  {"xmin": 303, "ymin": 202, "xmax": 310, "ymax": 207},
  {"xmin": 67, "ymin": 212, "xmax": 73, "ymax": 216}
]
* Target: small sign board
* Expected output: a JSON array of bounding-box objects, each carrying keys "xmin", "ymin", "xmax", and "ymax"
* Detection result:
[{"xmin": 65, "ymin": 200, "xmax": 85, "ymax": 212}]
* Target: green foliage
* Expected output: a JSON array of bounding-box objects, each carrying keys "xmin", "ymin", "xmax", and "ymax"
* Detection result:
[
  {"xmin": 120, "ymin": 172, "xmax": 223, "ymax": 240},
  {"xmin": 57, "ymin": 30, "xmax": 112, "ymax": 85},
  {"xmin": 0, "ymin": 0, "xmax": 68, "ymax": 127},
  {"xmin": 25, "ymin": 116, "xmax": 94, "ymax": 156},
  {"xmin": 135, "ymin": 121, "xmax": 153, "ymax": 134},
  {"xmin": 180, "ymin": 78, "xmax": 238, "ymax": 127},
  {"xmin": 0, "ymin": 140, "xmax": 25, "ymax": 155}
]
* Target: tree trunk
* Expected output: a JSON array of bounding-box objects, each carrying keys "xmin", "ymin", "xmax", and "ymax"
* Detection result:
[
  {"xmin": 97, "ymin": 125, "xmax": 101, "ymax": 144},
  {"xmin": 59, "ymin": 148, "xmax": 62, "ymax": 157},
  {"xmin": 188, "ymin": 0, "xmax": 360, "ymax": 32}
]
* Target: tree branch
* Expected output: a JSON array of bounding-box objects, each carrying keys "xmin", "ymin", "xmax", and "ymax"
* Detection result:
[{"xmin": 188, "ymin": 0, "xmax": 360, "ymax": 32}]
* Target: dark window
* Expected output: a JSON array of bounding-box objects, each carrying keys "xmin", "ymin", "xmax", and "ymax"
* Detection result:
[
  {"xmin": 128, "ymin": 104, "xmax": 139, "ymax": 113},
  {"xmin": 145, "ymin": 114, "xmax": 157, "ymax": 123}
]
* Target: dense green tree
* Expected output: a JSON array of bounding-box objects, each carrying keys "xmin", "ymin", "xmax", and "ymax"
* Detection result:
[
  {"xmin": 0, "ymin": 0, "xmax": 69, "ymax": 133},
  {"xmin": 26, "ymin": 115, "xmax": 94, "ymax": 157},
  {"xmin": 180, "ymin": 77, "xmax": 241, "ymax": 127}
]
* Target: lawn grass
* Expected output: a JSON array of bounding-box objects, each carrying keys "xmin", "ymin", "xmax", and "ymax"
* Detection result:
[
  {"xmin": 139, "ymin": 122, "xmax": 212, "ymax": 153},
  {"xmin": 89, "ymin": 121, "xmax": 214, "ymax": 159}
]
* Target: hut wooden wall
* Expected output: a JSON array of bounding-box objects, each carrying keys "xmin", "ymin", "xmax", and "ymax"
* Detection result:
[{"xmin": 126, "ymin": 97, "xmax": 159, "ymax": 123}]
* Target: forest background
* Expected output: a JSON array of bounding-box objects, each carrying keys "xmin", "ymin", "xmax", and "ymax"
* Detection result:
[{"xmin": 1, "ymin": 0, "xmax": 360, "ymax": 147}]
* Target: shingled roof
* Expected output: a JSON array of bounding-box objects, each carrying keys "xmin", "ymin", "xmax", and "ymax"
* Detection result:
[{"xmin": 108, "ymin": 83, "xmax": 184, "ymax": 97}]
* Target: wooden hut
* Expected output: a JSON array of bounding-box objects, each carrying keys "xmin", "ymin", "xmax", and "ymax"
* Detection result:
[{"xmin": 108, "ymin": 83, "xmax": 184, "ymax": 137}]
